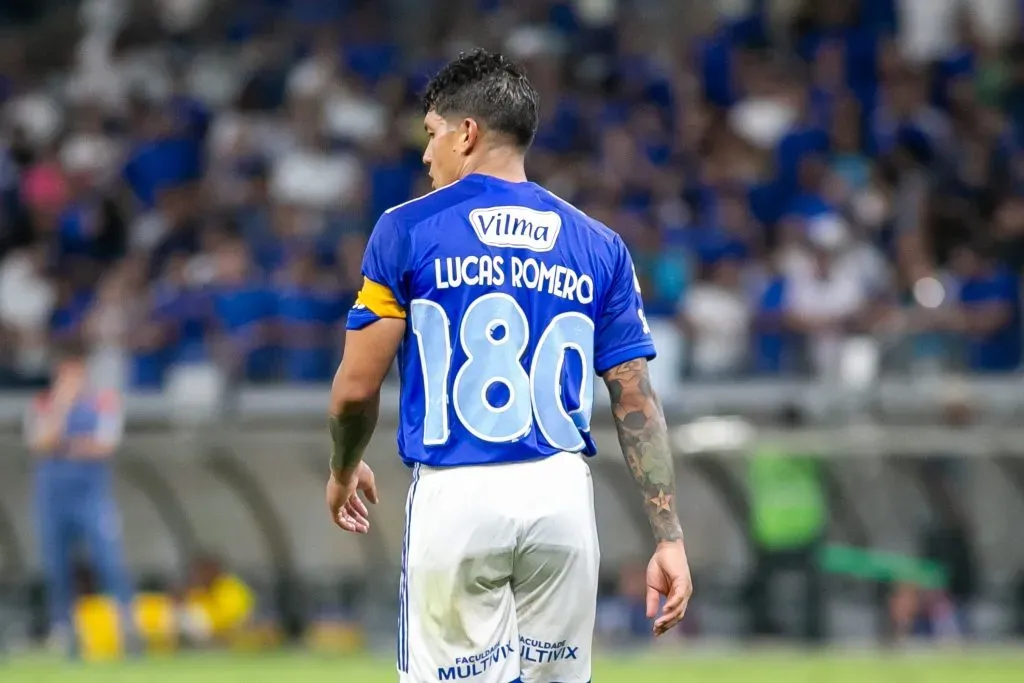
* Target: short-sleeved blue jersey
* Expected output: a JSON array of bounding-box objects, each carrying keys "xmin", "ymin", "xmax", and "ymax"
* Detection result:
[{"xmin": 347, "ymin": 174, "xmax": 655, "ymax": 467}]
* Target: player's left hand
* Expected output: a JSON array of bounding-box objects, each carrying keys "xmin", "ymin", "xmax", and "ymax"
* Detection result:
[
  {"xmin": 326, "ymin": 462, "xmax": 379, "ymax": 534},
  {"xmin": 646, "ymin": 539, "xmax": 693, "ymax": 636}
]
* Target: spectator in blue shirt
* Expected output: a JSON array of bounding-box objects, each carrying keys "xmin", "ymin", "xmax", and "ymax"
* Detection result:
[
  {"xmin": 49, "ymin": 275, "xmax": 93, "ymax": 346},
  {"xmin": 209, "ymin": 239, "xmax": 277, "ymax": 383},
  {"xmin": 367, "ymin": 133, "xmax": 418, "ymax": 222},
  {"xmin": 807, "ymin": 38, "xmax": 847, "ymax": 131},
  {"xmin": 56, "ymin": 153, "xmax": 126, "ymax": 266},
  {"xmin": 943, "ymin": 244, "xmax": 1022, "ymax": 373},
  {"xmin": 870, "ymin": 66, "xmax": 951, "ymax": 160},
  {"xmin": 122, "ymin": 100, "xmax": 181, "ymax": 212},
  {"xmin": 793, "ymin": 0, "xmax": 886, "ymax": 94},
  {"xmin": 775, "ymin": 91, "xmax": 830, "ymax": 196},
  {"xmin": 275, "ymin": 252, "xmax": 342, "ymax": 383},
  {"xmin": 829, "ymin": 96, "xmax": 873, "ymax": 196},
  {"xmin": 234, "ymin": 158, "xmax": 274, "ymax": 253},
  {"xmin": 751, "ymin": 272, "xmax": 791, "ymax": 375},
  {"xmin": 126, "ymin": 293, "xmax": 172, "ymax": 391},
  {"xmin": 254, "ymin": 198, "xmax": 348, "ymax": 278},
  {"xmin": 151, "ymin": 253, "xmax": 211, "ymax": 367},
  {"xmin": 698, "ymin": 187, "xmax": 756, "ymax": 264}
]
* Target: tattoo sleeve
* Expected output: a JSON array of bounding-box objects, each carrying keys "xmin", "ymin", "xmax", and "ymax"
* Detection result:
[
  {"xmin": 328, "ymin": 397, "xmax": 379, "ymax": 477},
  {"xmin": 603, "ymin": 359, "xmax": 683, "ymax": 543}
]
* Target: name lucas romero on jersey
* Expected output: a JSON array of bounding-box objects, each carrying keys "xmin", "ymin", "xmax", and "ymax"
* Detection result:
[{"xmin": 433, "ymin": 255, "xmax": 595, "ymax": 304}]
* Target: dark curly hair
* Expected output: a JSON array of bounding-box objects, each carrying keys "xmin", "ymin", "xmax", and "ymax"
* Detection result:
[{"xmin": 422, "ymin": 49, "xmax": 539, "ymax": 151}]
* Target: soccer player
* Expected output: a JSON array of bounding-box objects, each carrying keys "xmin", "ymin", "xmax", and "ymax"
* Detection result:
[
  {"xmin": 326, "ymin": 50, "xmax": 692, "ymax": 683},
  {"xmin": 24, "ymin": 339, "xmax": 135, "ymax": 656}
]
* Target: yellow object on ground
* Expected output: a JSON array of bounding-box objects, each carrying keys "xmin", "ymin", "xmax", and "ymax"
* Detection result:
[
  {"xmin": 184, "ymin": 573, "xmax": 256, "ymax": 640},
  {"xmin": 73, "ymin": 575, "xmax": 254, "ymax": 661},
  {"xmin": 73, "ymin": 593, "xmax": 178, "ymax": 661}
]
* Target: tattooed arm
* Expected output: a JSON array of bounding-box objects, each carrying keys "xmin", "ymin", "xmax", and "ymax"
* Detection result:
[
  {"xmin": 603, "ymin": 356, "xmax": 691, "ymax": 635},
  {"xmin": 328, "ymin": 395, "xmax": 380, "ymax": 478},
  {"xmin": 602, "ymin": 357, "xmax": 683, "ymax": 543}
]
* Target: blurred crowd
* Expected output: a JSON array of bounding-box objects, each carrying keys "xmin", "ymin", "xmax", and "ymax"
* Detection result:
[{"xmin": 2, "ymin": 0, "xmax": 1024, "ymax": 390}]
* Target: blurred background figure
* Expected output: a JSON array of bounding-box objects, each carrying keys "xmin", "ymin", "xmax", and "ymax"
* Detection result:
[
  {"xmin": 0, "ymin": 244, "xmax": 54, "ymax": 386},
  {"xmin": 890, "ymin": 388, "xmax": 978, "ymax": 643},
  {"xmin": 596, "ymin": 562, "xmax": 699, "ymax": 647},
  {"xmin": 177, "ymin": 553, "xmax": 256, "ymax": 649},
  {"xmin": 746, "ymin": 405, "xmax": 826, "ymax": 643},
  {"xmin": 22, "ymin": 338, "xmax": 134, "ymax": 657},
  {"xmin": 595, "ymin": 563, "xmax": 659, "ymax": 646},
  {"xmin": 678, "ymin": 256, "xmax": 750, "ymax": 378}
]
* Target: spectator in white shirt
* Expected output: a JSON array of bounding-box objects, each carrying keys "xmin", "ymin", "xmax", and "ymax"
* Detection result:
[
  {"xmin": 678, "ymin": 256, "xmax": 751, "ymax": 378},
  {"xmin": 0, "ymin": 245, "xmax": 56, "ymax": 378},
  {"xmin": 785, "ymin": 220, "xmax": 871, "ymax": 379}
]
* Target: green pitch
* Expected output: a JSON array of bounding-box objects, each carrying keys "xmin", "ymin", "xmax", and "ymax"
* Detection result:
[{"xmin": 4, "ymin": 650, "xmax": 1023, "ymax": 683}]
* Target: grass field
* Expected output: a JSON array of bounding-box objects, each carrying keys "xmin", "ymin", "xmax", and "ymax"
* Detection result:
[{"xmin": 4, "ymin": 650, "xmax": 1023, "ymax": 683}]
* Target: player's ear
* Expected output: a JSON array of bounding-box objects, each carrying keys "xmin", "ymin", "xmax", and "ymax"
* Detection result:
[{"xmin": 459, "ymin": 118, "xmax": 479, "ymax": 154}]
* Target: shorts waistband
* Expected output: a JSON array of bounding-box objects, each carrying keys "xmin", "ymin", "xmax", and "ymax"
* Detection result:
[{"xmin": 415, "ymin": 451, "xmax": 584, "ymax": 476}]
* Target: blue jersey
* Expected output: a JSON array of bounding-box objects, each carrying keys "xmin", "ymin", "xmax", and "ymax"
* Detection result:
[{"xmin": 347, "ymin": 174, "xmax": 655, "ymax": 467}]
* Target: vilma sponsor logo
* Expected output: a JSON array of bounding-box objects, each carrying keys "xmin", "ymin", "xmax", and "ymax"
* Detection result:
[{"xmin": 469, "ymin": 206, "xmax": 562, "ymax": 252}]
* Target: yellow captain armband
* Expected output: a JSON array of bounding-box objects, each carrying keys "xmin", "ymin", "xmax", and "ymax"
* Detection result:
[{"xmin": 355, "ymin": 278, "xmax": 406, "ymax": 319}]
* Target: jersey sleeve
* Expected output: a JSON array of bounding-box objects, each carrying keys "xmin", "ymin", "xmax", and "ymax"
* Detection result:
[
  {"xmin": 593, "ymin": 236, "xmax": 657, "ymax": 374},
  {"xmin": 347, "ymin": 212, "xmax": 410, "ymax": 331}
]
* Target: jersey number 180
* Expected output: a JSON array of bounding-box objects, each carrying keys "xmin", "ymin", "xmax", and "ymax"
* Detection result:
[{"xmin": 411, "ymin": 292, "xmax": 594, "ymax": 451}]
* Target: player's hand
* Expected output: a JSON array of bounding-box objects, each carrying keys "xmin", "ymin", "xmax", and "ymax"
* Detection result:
[
  {"xmin": 646, "ymin": 539, "xmax": 693, "ymax": 636},
  {"xmin": 326, "ymin": 462, "xmax": 379, "ymax": 534}
]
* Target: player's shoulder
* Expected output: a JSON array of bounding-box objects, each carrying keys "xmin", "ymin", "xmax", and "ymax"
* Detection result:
[
  {"xmin": 531, "ymin": 185, "xmax": 626, "ymax": 253},
  {"xmin": 380, "ymin": 177, "xmax": 481, "ymax": 227}
]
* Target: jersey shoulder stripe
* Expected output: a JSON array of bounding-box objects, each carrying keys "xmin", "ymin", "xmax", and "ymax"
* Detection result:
[
  {"xmin": 384, "ymin": 179, "xmax": 465, "ymax": 214},
  {"xmin": 383, "ymin": 177, "xmax": 475, "ymax": 224}
]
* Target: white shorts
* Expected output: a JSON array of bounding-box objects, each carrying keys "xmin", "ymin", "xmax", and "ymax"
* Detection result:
[{"xmin": 397, "ymin": 451, "xmax": 600, "ymax": 683}]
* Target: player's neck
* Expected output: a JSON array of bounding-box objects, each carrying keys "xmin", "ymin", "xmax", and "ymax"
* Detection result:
[{"xmin": 461, "ymin": 149, "xmax": 528, "ymax": 184}]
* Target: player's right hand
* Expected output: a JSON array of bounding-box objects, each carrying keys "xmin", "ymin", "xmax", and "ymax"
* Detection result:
[
  {"xmin": 646, "ymin": 539, "xmax": 693, "ymax": 637},
  {"xmin": 327, "ymin": 462, "xmax": 379, "ymax": 534}
]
